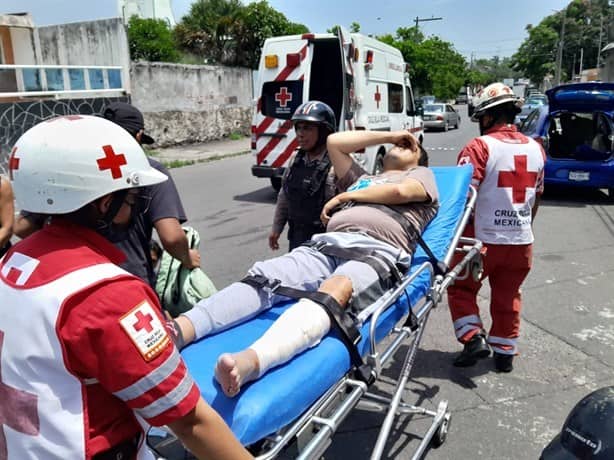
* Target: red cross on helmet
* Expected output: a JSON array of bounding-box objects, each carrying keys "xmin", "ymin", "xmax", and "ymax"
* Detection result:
[
  {"xmin": 470, "ymin": 82, "xmax": 523, "ymax": 122},
  {"xmin": 11, "ymin": 115, "xmax": 167, "ymax": 214}
]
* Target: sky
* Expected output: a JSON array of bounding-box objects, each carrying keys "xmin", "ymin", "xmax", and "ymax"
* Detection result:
[{"xmin": 1, "ymin": 0, "xmax": 571, "ymax": 60}]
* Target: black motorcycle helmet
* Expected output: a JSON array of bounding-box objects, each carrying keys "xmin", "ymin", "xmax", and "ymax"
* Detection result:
[
  {"xmin": 541, "ymin": 386, "xmax": 614, "ymax": 459},
  {"xmin": 291, "ymin": 101, "xmax": 337, "ymax": 148}
]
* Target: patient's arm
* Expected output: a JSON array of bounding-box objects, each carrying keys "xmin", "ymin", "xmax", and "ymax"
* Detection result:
[
  {"xmin": 321, "ymin": 177, "xmax": 428, "ymax": 225},
  {"xmin": 214, "ymin": 276, "xmax": 353, "ymax": 397}
]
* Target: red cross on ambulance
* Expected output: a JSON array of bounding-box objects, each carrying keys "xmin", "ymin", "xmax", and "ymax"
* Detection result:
[
  {"xmin": 497, "ymin": 155, "xmax": 538, "ymax": 204},
  {"xmin": 275, "ymin": 87, "xmax": 293, "ymax": 107}
]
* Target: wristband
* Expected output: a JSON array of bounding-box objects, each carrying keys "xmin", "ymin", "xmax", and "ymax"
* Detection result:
[{"xmin": 168, "ymin": 319, "xmax": 185, "ymax": 350}]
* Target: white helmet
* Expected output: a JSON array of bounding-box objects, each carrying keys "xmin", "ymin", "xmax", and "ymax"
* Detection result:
[
  {"xmin": 470, "ymin": 82, "xmax": 523, "ymax": 122},
  {"xmin": 10, "ymin": 115, "xmax": 167, "ymax": 214}
]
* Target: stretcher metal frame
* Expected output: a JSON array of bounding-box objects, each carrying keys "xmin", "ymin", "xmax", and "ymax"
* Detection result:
[{"xmin": 247, "ymin": 185, "xmax": 482, "ymax": 460}]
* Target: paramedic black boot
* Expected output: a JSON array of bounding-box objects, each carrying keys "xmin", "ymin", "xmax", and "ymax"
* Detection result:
[
  {"xmin": 453, "ymin": 333, "xmax": 490, "ymax": 367},
  {"xmin": 493, "ymin": 352, "xmax": 514, "ymax": 373}
]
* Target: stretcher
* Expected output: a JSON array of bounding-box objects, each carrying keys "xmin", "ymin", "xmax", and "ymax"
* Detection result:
[{"xmin": 149, "ymin": 164, "xmax": 482, "ymax": 459}]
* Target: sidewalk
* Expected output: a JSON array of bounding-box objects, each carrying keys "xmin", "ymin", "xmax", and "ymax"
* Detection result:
[{"xmin": 149, "ymin": 137, "xmax": 251, "ymax": 166}]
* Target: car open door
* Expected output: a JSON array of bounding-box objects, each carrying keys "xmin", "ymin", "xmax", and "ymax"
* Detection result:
[{"xmin": 336, "ymin": 26, "xmax": 356, "ymax": 131}]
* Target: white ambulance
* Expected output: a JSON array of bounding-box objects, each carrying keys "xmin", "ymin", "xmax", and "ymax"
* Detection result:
[{"xmin": 250, "ymin": 29, "xmax": 424, "ymax": 190}]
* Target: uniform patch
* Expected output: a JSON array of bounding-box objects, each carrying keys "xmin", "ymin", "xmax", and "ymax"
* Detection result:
[{"xmin": 120, "ymin": 301, "xmax": 170, "ymax": 361}]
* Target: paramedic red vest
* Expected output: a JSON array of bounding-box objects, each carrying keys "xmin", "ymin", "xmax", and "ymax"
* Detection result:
[
  {"xmin": 0, "ymin": 248, "xmax": 154, "ymax": 459},
  {"xmin": 474, "ymin": 134, "xmax": 544, "ymax": 245}
]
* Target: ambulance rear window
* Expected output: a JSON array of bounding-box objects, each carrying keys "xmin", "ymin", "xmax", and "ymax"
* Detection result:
[{"xmin": 261, "ymin": 80, "xmax": 304, "ymax": 120}]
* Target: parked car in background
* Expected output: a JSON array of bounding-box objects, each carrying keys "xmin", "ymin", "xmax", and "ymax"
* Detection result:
[
  {"xmin": 515, "ymin": 93, "xmax": 548, "ymax": 126},
  {"xmin": 519, "ymin": 82, "xmax": 614, "ymax": 198},
  {"xmin": 422, "ymin": 103, "xmax": 460, "ymax": 131},
  {"xmin": 456, "ymin": 88, "xmax": 468, "ymax": 104}
]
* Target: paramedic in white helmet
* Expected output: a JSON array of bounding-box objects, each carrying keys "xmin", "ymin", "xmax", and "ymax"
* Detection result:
[
  {"xmin": 447, "ymin": 82, "xmax": 546, "ymax": 373},
  {"xmin": 0, "ymin": 115, "xmax": 251, "ymax": 460}
]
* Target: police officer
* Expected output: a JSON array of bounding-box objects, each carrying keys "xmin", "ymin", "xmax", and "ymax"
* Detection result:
[
  {"xmin": 447, "ymin": 82, "xmax": 546, "ymax": 372},
  {"xmin": 269, "ymin": 101, "xmax": 337, "ymax": 251},
  {"xmin": 541, "ymin": 386, "xmax": 614, "ymax": 459},
  {"xmin": 0, "ymin": 115, "xmax": 251, "ymax": 459}
]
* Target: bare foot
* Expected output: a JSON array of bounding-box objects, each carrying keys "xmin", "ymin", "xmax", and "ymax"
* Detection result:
[{"xmin": 214, "ymin": 349, "xmax": 260, "ymax": 397}]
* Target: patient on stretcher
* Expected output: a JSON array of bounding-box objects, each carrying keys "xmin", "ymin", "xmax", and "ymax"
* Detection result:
[{"xmin": 174, "ymin": 129, "xmax": 439, "ymax": 396}]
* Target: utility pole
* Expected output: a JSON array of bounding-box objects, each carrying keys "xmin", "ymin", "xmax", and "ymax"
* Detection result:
[
  {"xmin": 414, "ymin": 15, "xmax": 443, "ymax": 30},
  {"xmin": 597, "ymin": 14, "xmax": 604, "ymax": 68},
  {"xmin": 554, "ymin": 8, "xmax": 567, "ymax": 85},
  {"xmin": 579, "ymin": 47, "xmax": 584, "ymax": 77}
]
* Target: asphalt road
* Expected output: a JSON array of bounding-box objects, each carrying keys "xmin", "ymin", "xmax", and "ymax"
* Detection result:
[{"xmin": 169, "ymin": 106, "xmax": 614, "ymax": 459}]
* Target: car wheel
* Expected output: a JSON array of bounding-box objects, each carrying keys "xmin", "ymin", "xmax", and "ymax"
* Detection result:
[
  {"xmin": 608, "ymin": 188, "xmax": 614, "ymax": 202},
  {"xmin": 270, "ymin": 177, "xmax": 282, "ymax": 192}
]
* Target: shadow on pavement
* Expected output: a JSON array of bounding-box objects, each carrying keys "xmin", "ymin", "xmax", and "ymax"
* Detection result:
[
  {"xmin": 233, "ymin": 187, "xmax": 278, "ymax": 204},
  {"xmin": 541, "ymin": 185, "xmax": 613, "ymax": 207}
]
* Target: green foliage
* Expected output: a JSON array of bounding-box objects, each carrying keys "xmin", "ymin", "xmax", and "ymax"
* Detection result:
[
  {"xmin": 175, "ymin": 0, "xmax": 308, "ymax": 68},
  {"xmin": 350, "ymin": 22, "xmax": 361, "ymax": 33},
  {"xmin": 512, "ymin": 0, "xmax": 612, "ymax": 84},
  {"xmin": 127, "ymin": 16, "xmax": 179, "ymax": 62},
  {"xmin": 379, "ymin": 27, "xmax": 467, "ymax": 100}
]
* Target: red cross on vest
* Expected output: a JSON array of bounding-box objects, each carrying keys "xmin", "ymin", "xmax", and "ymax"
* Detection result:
[
  {"xmin": 0, "ymin": 331, "xmax": 40, "ymax": 458},
  {"xmin": 275, "ymin": 87, "xmax": 292, "ymax": 107},
  {"xmin": 133, "ymin": 310, "xmax": 154, "ymax": 333},
  {"xmin": 96, "ymin": 145, "xmax": 127, "ymax": 179},
  {"xmin": 8, "ymin": 147, "xmax": 19, "ymax": 181},
  {"xmin": 374, "ymin": 85, "xmax": 381, "ymax": 109},
  {"xmin": 497, "ymin": 155, "xmax": 538, "ymax": 204}
]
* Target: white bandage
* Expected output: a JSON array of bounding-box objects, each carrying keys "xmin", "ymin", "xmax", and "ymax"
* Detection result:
[{"xmin": 250, "ymin": 298, "xmax": 331, "ymax": 377}]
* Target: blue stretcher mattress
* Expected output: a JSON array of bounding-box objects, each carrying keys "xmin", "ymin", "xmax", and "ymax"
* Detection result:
[{"xmin": 181, "ymin": 165, "xmax": 473, "ymax": 445}]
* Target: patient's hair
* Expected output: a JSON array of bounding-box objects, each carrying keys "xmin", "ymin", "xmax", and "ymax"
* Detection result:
[{"xmin": 418, "ymin": 144, "xmax": 429, "ymax": 167}]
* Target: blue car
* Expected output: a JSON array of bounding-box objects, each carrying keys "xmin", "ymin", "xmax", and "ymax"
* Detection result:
[{"xmin": 519, "ymin": 82, "xmax": 614, "ymax": 197}]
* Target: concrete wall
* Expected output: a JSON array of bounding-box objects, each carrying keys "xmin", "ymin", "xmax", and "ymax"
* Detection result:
[
  {"xmin": 37, "ymin": 18, "xmax": 131, "ymax": 92},
  {"xmin": 131, "ymin": 62, "xmax": 253, "ymax": 146}
]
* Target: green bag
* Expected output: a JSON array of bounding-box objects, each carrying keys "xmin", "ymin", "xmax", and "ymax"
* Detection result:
[{"xmin": 155, "ymin": 226, "xmax": 217, "ymax": 318}]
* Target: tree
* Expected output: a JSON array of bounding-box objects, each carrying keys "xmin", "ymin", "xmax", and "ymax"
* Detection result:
[
  {"xmin": 511, "ymin": 0, "xmax": 612, "ymax": 84},
  {"xmin": 176, "ymin": 0, "xmax": 308, "ymax": 68},
  {"xmin": 379, "ymin": 27, "xmax": 467, "ymax": 100},
  {"xmin": 232, "ymin": 1, "xmax": 308, "ymax": 68},
  {"xmin": 127, "ymin": 16, "xmax": 178, "ymax": 62},
  {"xmin": 350, "ymin": 22, "xmax": 361, "ymax": 33}
]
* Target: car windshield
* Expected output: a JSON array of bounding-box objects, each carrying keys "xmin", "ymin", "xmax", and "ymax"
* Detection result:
[
  {"xmin": 424, "ymin": 104, "xmax": 443, "ymax": 112},
  {"xmin": 526, "ymin": 96, "xmax": 547, "ymax": 105}
]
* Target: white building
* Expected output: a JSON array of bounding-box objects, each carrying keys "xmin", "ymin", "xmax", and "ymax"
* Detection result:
[{"xmin": 118, "ymin": 0, "xmax": 176, "ymax": 27}]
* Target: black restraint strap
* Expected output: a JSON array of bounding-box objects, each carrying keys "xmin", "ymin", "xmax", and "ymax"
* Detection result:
[
  {"xmin": 240, "ymin": 275, "xmax": 375, "ymax": 384},
  {"xmin": 367, "ymin": 204, "xmax": 448, "ymax": 277},
  {"xmin": 302, "ymin": 240, "xmax": 404, "ymax": 285}
]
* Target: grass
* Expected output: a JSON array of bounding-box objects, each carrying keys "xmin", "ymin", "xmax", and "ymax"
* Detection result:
[
  {"xmin": 162, "ymin": 150, "xmax": 250, "ymax": 169},
  {"xmin": 228, "ymin": 131, "xmax": 246, "ymax": 141}
]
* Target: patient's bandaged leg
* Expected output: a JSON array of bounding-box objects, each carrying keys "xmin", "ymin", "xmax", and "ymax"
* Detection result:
[{"xmin": 250, "ymin": 298, "xmax": 332, "ymax": 377}]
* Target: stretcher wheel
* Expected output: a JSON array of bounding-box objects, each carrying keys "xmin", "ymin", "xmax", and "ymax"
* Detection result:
[
  {"xmin": 431, "ymin": 411, "xmax": 451, "ymax": 448},
  {"xmin": 470, "ymin": 257, "xmax": 483, "ymax": 281}
]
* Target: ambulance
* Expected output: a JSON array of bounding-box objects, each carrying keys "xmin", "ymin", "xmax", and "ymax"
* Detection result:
[{"xmin": 250, "ymin": 29, "xmax": 424, "ymax": 190}]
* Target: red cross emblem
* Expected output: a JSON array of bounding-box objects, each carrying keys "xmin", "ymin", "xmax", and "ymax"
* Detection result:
[
  {"xmin": 275, "ymin": 87, "xmax": 292, "ymax": 107},
  {"xmin": 133, "ymin": 310, "xmax": 154, "ymax": 333},
  {"xmin": 498, "ymin": 155, "xmax": 538, "ymax": 203},
  {"xmin": 374, "ymin": 85, "xmax": 381, "ymax": 109},
  {"xmin": 96, "ymin": 145, "xmax": 127, "ymax": 179},
  {"xmin": 8, "ymin": 147, "xmax": 19, "ymax": 181},
  {"xmin": 45, "ymin": 115, "xmax": 83, "ymax": 123},
  {"xmin": 0, "ymin": 331, "xmax": 40, "ymax": 458}
]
